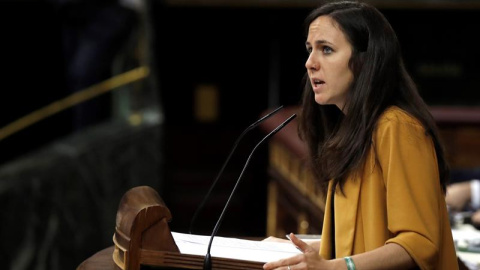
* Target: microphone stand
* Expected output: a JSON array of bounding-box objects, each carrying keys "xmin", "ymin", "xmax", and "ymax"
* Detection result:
[
  {"xmin": 189, "ymin": 105, "xmax": 284, "ymax": 234},
  {"xmin": 203, "ymin": 114, "xmax": 297, "ymax": 270}
]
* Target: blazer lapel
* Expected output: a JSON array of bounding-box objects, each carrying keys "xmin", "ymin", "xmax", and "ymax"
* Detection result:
[
  {"xmin": 335, "ymin": 175, "xmax": 362, "ymax": 257},
  {"xmin": 319, "ymin": 184, "xmax": 333, "ymax": 259}
]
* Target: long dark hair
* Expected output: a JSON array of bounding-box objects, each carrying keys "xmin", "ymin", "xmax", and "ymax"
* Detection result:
[{"xmin": 298, "ymin": 1, "xmax": 449, "ymax": 193}]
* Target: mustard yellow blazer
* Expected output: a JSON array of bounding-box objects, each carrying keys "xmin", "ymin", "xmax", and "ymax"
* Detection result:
[{"xmin": 319, "ymin": 107, "xmax": 458, "ymax": 270}]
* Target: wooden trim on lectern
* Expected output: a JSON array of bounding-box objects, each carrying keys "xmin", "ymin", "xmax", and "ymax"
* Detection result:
[{"xmin": 112, "ymin": 186, "xmax": 180, "ymax": 270}]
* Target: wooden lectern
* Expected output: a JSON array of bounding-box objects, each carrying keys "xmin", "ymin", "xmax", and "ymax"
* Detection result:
[{"xmin": 78, "ymin": 185, "xmax": 265, "ymax": 270}]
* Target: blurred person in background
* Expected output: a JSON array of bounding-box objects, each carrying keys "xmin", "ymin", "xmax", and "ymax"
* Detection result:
[
  {"xmin": 54, "ymin": 0, "xmax": 139, "ymax": 131},
  {"xmin": 447, "ymin": 177, "xmax": 480, "ymax": 227}
]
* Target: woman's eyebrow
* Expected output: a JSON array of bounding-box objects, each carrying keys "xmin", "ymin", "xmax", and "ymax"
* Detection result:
[{"xmin": 305, "ymin": 39, "xmax": 332, "ymax": 47}]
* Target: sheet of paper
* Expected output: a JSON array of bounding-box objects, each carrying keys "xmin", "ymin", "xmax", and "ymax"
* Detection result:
[{"xmin": 172, "ymin": 232, "xmax": 302, "ymax": 263}]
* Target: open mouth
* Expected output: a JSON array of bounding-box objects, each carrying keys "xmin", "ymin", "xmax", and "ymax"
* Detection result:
[{"xmin": 313, "ymin": 79, "xmax": 325, "ymax": 88}]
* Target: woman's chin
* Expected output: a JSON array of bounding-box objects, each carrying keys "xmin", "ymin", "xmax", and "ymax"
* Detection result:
[{"xmin": 314, "ymin": 97, "xmax": 329, "ymax": 105}]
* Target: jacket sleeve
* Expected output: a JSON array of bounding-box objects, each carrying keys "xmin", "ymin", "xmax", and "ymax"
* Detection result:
[{"xmin": 374, "ymin": 115, "xmax": 443, "ymax": 270}]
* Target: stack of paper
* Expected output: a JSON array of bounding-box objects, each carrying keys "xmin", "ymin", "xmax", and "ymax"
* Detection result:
[{"xmin": 172, "ymin": 232, "xmax": 302, "ymax": 263}]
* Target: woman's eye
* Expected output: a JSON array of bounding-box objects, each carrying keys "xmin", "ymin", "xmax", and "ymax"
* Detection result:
[
  {"xmin": 323, "ymin": 46, "xmax": 333, "ymax": 54},
  {"xmin": 306, "ymin": 47, "xmax": 312, "ymax": 54}
]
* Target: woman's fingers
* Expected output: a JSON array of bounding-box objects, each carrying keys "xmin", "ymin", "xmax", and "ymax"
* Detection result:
[
  {"xmin": 288, "ymin": 233, "xmax": 315, "ymax": 253},
  {"xmin": 263, "ymin": 254, "xmax": 303, "ymax": 270}
]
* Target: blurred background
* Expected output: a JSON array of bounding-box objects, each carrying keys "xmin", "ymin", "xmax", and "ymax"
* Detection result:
[{"xmin": 1, "ymin": 0, "xmax": 480, "ymax": 269}]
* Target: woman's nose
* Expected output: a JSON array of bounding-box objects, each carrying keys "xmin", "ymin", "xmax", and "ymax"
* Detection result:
[{"xmin": 305, "ymin": 55, "xmax": 318, "ymax": 70}]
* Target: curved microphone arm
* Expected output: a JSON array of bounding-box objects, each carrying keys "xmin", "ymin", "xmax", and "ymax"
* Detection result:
[
  {"xmin": 189, "ymin": 105, "xmax": 284, "ymax": 234},
  {"xmin": 203, "ymin": 113, "xmax": 297, "ymax": 270}
]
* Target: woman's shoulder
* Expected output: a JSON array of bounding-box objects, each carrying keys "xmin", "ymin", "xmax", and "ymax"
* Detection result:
[
  {"xmin": 373, "ymin": 107, "xmax": 430, "ymax": 148},
  {"xmin": 378, "ymin": 106, "xmax": 422, "ymax": 127},
  {"xmin": 375, "ymin": 106, "xmax": 426, "ymax": 137}
]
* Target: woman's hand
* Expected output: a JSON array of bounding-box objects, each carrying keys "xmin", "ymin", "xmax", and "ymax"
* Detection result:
[{"xmin": 263, "ymin": 233, "xmax": 339, "ymax": 270}]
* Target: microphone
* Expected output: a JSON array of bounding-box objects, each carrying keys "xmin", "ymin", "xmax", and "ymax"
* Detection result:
[
  {"xmin": 203, "ymin": 113, "xmax": 297, "ymax": 270},
  {"xmin": 188, "ymin": 105, "xmax": 285, "ymax": 234}
]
